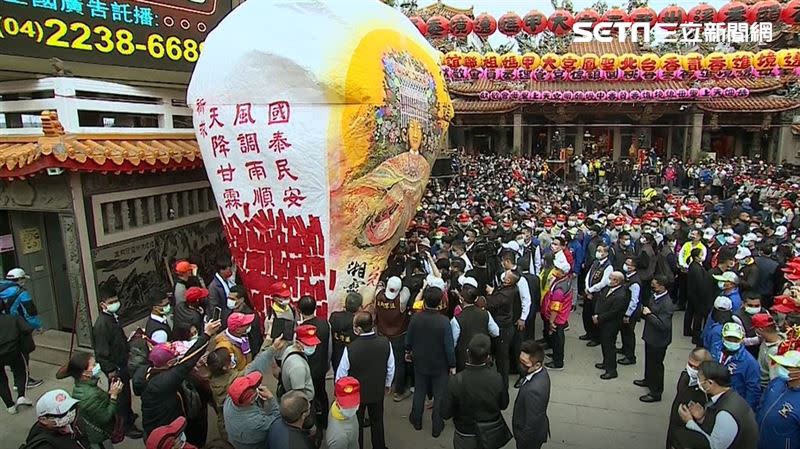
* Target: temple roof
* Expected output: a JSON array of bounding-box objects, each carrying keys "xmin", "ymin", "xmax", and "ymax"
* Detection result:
[
  {"xmin": 0, "ymin": 111, "xmax": 202, "ymax": 179},
  {"xmin": 696, "ymin": 96, "xmax": 800, "ymax": 113},
  {"xmin": 416, "ymin": 0, "xmax": 473, "ymax": 19},
  {"xmin": 566, "ymin": 40, "xmax": 644, "ymax": 56},
  {"xmin": 448, "ymin": 79, "xmax": 690, "ymax": 97},
  {"xmin": 451, "ymin": 99, "xmax": 520, "ymax": 114}
]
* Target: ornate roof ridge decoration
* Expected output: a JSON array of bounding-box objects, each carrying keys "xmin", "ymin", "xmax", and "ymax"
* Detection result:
[
  {"xmin": 451, "ymin": 99, "xmax": 520, "ymax": 114},
  {"xmin": 416, "ymin": 0, "xmax": 474, "ymax": 19},
  {"xmin": 699, "ymin": 76, "xmax": 794, "ymax": 93},
  {"xmin": 696, "ymin": 96, "xmax": 800, "ymax": 113},
  {"xmin": 0, "ymin": 110, "xmax": 202, "ymax": 179}
]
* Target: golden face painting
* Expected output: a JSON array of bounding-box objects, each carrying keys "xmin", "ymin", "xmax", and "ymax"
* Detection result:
[{"xmin": 328, "ymin": 28, "xmax": 452, "ymax": 303}]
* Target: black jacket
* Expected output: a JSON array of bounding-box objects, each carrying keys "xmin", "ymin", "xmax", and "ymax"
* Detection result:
[
  {"xmin": 595, "ymin": 286, "xmax": 628, "ymax": 325},
  {"xmin": 91, "ymin": 311, "xmax": 129, "ymax": 374},
  {"xmin": 642, "ymin": 292, "xmax": 674, "ymax": 348},
  {"xmin": 300, "ymin": 316, "xmax": 330, "ymax": 381},
  {"xmin": 442, "ymin": 364, "xmax": 509, "ymax": 435},
  {"xmin": 512, "ymin": 368, "xmax": 551, "ymax": 448},
  {"xmin": 739, "ymin": 262, "xmax": 760, "ymax": 297},
  {"xmin": 0, "ymin": 312, "xmax": 31, "ymax": 358},
  {"xmin": 405, "ymin": 309, "xmax": 456, "ymax": 375},
  {"xmin": 267, "ymin": 418, "xmax": 314, "ymax": 449},
  {"xmin": 25, "ymin": 423, "xmax": 91, "ymax": 449},
  {"xmin": 173, "ymin": 302, "xmax": 205, "ymax": 334},
  {"xmin": 667, "ymin": 371, "xmax": 707, "ymax": 449},
  {"xmin": 486, "ymin": 284, "xmax": 517, "ymax": 327},
  {"xmin": 687, "ymin": 261, "xmax": 714, "ymax": 312},
  {"xmin": 133, "ymin": 333, "xmax": 210, "ymax": 434}
]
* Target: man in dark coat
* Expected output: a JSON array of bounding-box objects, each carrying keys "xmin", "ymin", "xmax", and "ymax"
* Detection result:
[
  {"xmin": 512, "ymin": 340, "xmax": 550, "ymax": 449},
  {"xmin": 145, "ymin": 288, "xmax": 173, "ymax": 344},
  {"xmin": 593, "ymin": 271, "xmax": 628, "ymax": 380},
  {"xmin": 687, "ymin": 248, "xmax": 714, "ymax": 345},
  {"xmin": 486, "ymin": 270, "xmax": 520, "ymax": 391},
  {"xmin": 666, "ymin": 348, "xmax": 712, "ymax": 449},
  {"xmin": 329, "ymin": 292, "xmax": 362, "ymax": 375},
  {"xmin": 635, "ymin": 275, "xmax": 675, "ymax": 403},
  {"xmin": 297, "ymin": 295, "xmax": 331, "ymax": 447},
  {"xmin": 268, "ymin": 391, "xmax": 315, "ymax": 449},
  {"xmin": 207, "ymin": 259, "xmax": 233, "ymax": 325}
]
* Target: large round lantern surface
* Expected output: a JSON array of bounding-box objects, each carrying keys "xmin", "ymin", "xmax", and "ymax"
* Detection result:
[
  {"xmin": 687, "ymin": 3, "xmax": 717, "ymax": 23},
  {"xmin": 426, "ymin": 15, "xmax": 449, "ymax": 39},
  {"xmin": 449, "ymin": 14, "xmax": 473, "ymax": 38},
  {"xmin": 522, "ymin": 10, "xmax": 548, "ymax": 34},
  {"xmin": 630, "ymin": 6, "xmax": 657, "ymax": 26},
  {"xmin": 746, "ymin": 0, "xmax": 782, "ymax": 24},
  {"xmin": 574, "ymin": 8, "xmax": 602, "ymax": 27},
  {"xmin": 658, "ymin": 5, "xmax": 687, "ymax": 25},
  {"xmin": 474, "ymin": 13, "xmax": 497, "ymax": 38},
  {"xmin": 603, "ymin": 7, "xmax": 629, "ymax": 23},
  {"xmin": 716, "ymin": 1, "xmax": 749, "ymax": 23},
  {"xmin": 498, "ymin": 11, "xmax": 523, "ymax": 36},
  {"xmin": 548, "ymin": 9, "xmax": 575, "ymax": 37},
  {"xmin": 409, "ymin": 16, "xmax": 427, "ymax": 36},
  {"xmin": 782, "ymin": 0, "xmax": 800, "ymax": 25}
]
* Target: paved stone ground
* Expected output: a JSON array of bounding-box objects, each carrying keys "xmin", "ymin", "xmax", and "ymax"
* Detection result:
[{"xmin": 2, "ymin": 309, "xmax": 695, "ymax": 449}]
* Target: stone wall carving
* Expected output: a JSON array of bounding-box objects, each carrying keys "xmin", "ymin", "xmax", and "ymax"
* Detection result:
[
  {"xmin": 82, "ymin": 169, "xmax": 207, "ymax": 195},
  {"xmin": 59, "ymin": 214, "xmax": 92, "ymax": 346},
  {"xmin": 0, "ymin": 177, "xmax": 72, "ymax": 211}
]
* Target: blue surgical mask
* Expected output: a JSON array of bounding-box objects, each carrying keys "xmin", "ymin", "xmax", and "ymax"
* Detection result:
[
  {"xmin": 775, "ymin": 365, "xmax": 791, "ymax": 381},
  {"xmin": 723, "ymin": 341, "xmax": 741, "ymax": 352},
  {"xmin": 303, "ymin": 345, "xmax": 317, "ymax": 356},
  {"xmin": 91, "ymin": 363, "xmax": 102, "ymax": 378}
]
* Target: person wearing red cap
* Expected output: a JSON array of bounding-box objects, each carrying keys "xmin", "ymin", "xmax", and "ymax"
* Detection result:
[
  {"xmin": 268, "ymin": 281, "xmax": 298, "ymax": 342},
  {"xmin": 174, "ymin": 287, "xmax": 208, "ymax": 333},
  {"xmin": 145, "ymin": 417, "xmax": 196, "ymax": 449},
  {"xmin": 297, "ymin": 295, "xmax": 331, "ymax": 447},
  {"xmin": 275, "ymin": 324, "xmax": 318, "ymax": 418},
  {"xmin": 326, "ymin": 377, "xmax": 361, "ymax": 449},
  {"xmin": 212, "ymin": 312, "xmax": 255, "ymax": 376},
  {"xmin": 752, "ymin": 313, "xmax": 783, "ymax": 388},
  {"xmin": 223, "ymin": 371, "xmax": 279, "ymax": 449},
  {"xmin": 172, "ymin": 260, "xmax": 205, "ymax": 307}
]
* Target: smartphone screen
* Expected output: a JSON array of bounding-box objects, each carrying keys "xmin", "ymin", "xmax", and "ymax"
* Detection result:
[{"xmin": 213, "ymin": 307, "xmax": 222, "ymax": 321}]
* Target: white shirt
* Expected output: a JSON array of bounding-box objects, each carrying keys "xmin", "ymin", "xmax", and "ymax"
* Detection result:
[
  {"xmin": 335, "ymin": 331, "xmax": 395, "ymax": 388},
  {"xmin": 585, "ymin": 259, "xmax": 613, "ymax": 293},
  {"xmin": 685, "ymin": 392, "xmax": 739, "ymax": 449},
  {"xmin": 149, "ymin": 314, "xmax": 169, "ymax": 344},
  {"xmin": 504, "ymin": 267, "xmax": 532, "ymax": 321},
  {"xmin": 215, "ymin": 273, "xmax": 231, "ymax": 299},
  {"xmin": 450, "ymin": 306, "xmax": 500, "ymax": 344},
  {"xmin": 625, "ymin": 271, "xmax": 641, "ymax": 317}
]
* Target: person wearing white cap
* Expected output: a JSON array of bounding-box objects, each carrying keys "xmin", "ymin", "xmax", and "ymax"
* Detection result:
[
  {"xmin": 702, "ymin": 296, "xmax": 744, "ymax": 352},
  {"xmin": 711, "ymin": 322, "xmax": 761, "ymax": 411},
  {"xmin": 0, "ymin": 267, "xmax": 43, "ymax": 390},
  {"xmin": 757, "ymin": 350, "xmax": 800, "ymax": 449},
  {"xmin": 23, "ymin": 389, "xmax": 89, "ymax": 449},
  {"xmin": 374, "ymin": 277, "xmax": 411, "ymax": 402},
  {"xmin": 713, "ymin": 271, "xmax": 743, "ymax": 312},
  {"xmin": 735, "ymin": 247, "xmax": 760, "ymax": 298}
]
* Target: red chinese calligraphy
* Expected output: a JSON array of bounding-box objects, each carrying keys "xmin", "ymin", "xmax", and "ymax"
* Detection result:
[
  {"xmin": 268, "ymin": 131, "xmax": 292, "ymax": 153},
  {"xmin": 195, "ymin": 98, "xmax": 206, "ymax": 115},
  {"xmin": 234, "ymin": 103, "xmax": 256, "ymax": 126},
  {"xmin": 283, "ymin": 187, "xmax": 306, "ymax": 208},
  {"xmin": 223, "ymin": 188, "xmax": 241, "ymax": 209},
  {"xmin": 198, "ymin": 122, "xmax": 208, "ymax": 138},
  {"xmin": 268, "ymin": 101, "xmax": 290, "ymax": 124},
  {"xmin": 211, "ymin": 135, "xmax": 230, "ymax": 158},
  {"xmin": 245, "ymin": 160, "xmax": 268, "ymax": 181},
  {"xmin": 253, "ymin": 187, "xmax": 275, "ymax": 208},
  {"xmin": 275, "ymin": 159, "xmax": 298, "ymax": 181},
  {"xmin": 209, "ymin": 107, "xmax": 224, "ymax": 129},
  {"xmin": 237, "ymin": 133, "xmax": 261, "ymax": 154},
  {"xmin": 217, "ymin": 163, "xmax": 236, "ymax": 182}
]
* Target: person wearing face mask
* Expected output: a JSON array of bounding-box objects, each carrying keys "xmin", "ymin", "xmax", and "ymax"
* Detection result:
[
  {"xmin": 1, "ymin": 268, "xmax": 43, "ymax": 390},
  {"xmin": 702, "ymin": 297, "xmax": 744, "ymax": 352},
  {"xmin": 618, "ymin": 257, "xmax": 643, "ymax": 367},
  {"xmin": 145, "ymin": 289, "xmax": 174, "ymax": 345},
  {"xmin": 736, "ymin": 247, "xmax": 761, "ymax": 299},
  {"xmin": 442, "ymin": 334, "xmax": 510, "ymax": 449},
  {"xmin": 757, "ymin": 350, "xmax": 800, "ymax": 449},
  {"xmin": 675, "ymin": 361, "xmax": 758, "ymax": 449},
  {"xmin": 67, "ymin": 351, "xmax": 124, "ymax": 447},
  {"xmin": 540, "ymin": 255, "xmax": 572, "ymax": 371},
  {"xmin": 734, "ymin": 295, "xmax": 768, "ymax": 359},
  {"xmin": 610, "ymin": 231, "xmax": 635, "ymax": 272},
  {"xmin": 635, "ymin": 275, "xmax": 675, "ymax": 403},
  {"xmin": 91, "ymin": 286, "xmax": 142, "ymax": 439},
  {"xmin": 172, "ymin": 260, "xmax": 205, "ymax": 307},
  {"xmin": 326, "ymin": 377, "xmax": 362, "ymax": 449},
  {"xmin": 173, "ymin": 287, "xmax": 207, "ymax": 334},
  {"xmin": 711, "ymin": 323, "xmax": 761, "ymax": 411},
  {"xmin": 24, "ymin": 390, "xmax": 90, "ymax": 449},
  {"xmin": 752, "ymin": 313, "xmax": 783, "ymax": 388},
  {"xmin": 297, "ymin": 296, "xmax": 331, "ymax": 444},
  {"xmin": 133, "ymin": 319, "xmax": 220, "ymax": 441},
  {"xmin": 207, "ymin": 259, "xmax": 234, "ymax": 325},
  {"xmin": 593, "ymin": 272, "xmax": 629, "ymax": 380},
  {"xmin": 213, "ymin": 313, "xmax": 255, "ymax": 378},
  {"xmin": 276, "ymin": 324, "xmax": 317, "ymax": 403},
  {"xmin": 512, "ymin": 340, "xmax": 551, "ymax": 449},
  {"xmin": 269, "ymin": 281, "xmax": 298, "ymax": 341},
  {"xmin": 335, "ymin": 312, "xmax": 393, "ymax": 449},
  {"xmin": 666, "ymin": 349, "xmax": 713, "ymax": 449},
  {"xmin": 223, "ymin": 371, "xmax": 280, "ymax": 449},
  {"xmin": 582, "ymin": 244, "xmax": 613, "ymax": 347}
]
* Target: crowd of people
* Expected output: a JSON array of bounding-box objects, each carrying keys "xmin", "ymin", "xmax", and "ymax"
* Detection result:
[{"xmin": 2, "ymin": 152, "xmax": 800, "ymax": 449}]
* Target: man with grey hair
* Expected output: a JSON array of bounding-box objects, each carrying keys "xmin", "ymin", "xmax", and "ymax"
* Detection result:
[
  {"xmin": 267, "ymin": 390, "xmax": 314, "ymax": 449},
  {"xmin": 666, "ymin": 348, "xmax": 713, "ymax": 449},
  {"xmin": 592, "ymin": 271, "xmax": 628, "ymax": 380}
]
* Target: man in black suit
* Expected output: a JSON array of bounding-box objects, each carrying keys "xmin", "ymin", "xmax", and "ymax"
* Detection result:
[
  {"xmin": 665, "ymin": 348, "xmax": 712, "ymax": 449},
  {"xmin": 486, "ymin": 270, "xmax": 519, "ymax": 391},
  {"xmin": 635, "ymin": 275, "xmax": 675, "ymax": 402},
  {"xmin": 512, "ymin": 340, "xmax": 550, "ymax": 449},
  {"xmin": 593, "ymin": 271, "xmax": 627, "ymax": 380},
  {"xmin": 405, "ymin": 287, "xmax": 456, "ymax": 438},
  {"xmin": 687, "ymin": 248, "xmax": 714, "ymax": 344},
  {"xmin": 297, "ymin": 295, "xmax": 331, "ymax": 446}
]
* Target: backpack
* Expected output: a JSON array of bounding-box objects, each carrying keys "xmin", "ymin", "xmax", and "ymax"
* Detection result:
[
  {"xmin": 127, "ymin": 328, "xmax": 152, "ymax": 383},
  {"xmin": 0, "ymin": 283, "xmax": 23, "ymax": 314}
]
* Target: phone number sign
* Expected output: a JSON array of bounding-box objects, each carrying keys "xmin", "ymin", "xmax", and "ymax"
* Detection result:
[{"xmin": 0, "ymin": 0, "xmax": 232, "ymax": 71}]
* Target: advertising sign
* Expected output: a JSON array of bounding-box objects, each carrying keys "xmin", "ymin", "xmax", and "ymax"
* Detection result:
[{"xmin": 0, "ymin": 0, "xmax": 232, "ymax": 71}]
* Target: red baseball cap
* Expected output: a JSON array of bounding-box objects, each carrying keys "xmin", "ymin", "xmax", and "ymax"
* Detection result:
[
  {"xmin": 174, "ymin": 260, "xmax": 197, "ymax": 274},
  {"xmin": 270, "ymin": 281, "xmax": 291, "ymax": 298},
  {"xmin": 751, "ymin": 313, "xmax": 776, "ymax": 329},
  {"xmin": 458, "ymin": 214, "xmax": 470, "ymax": 223},
  {"xmin": 631, "ymin": 218, "xmax": 642, "ymax": 225},
  {"xmin": 576, "ymin": 212, "xmax": 586, "ymax": 220},
  {"xmin": 228, "ymin": 372, "xmax": 262, "ymax": 406},
  {"xmin": 296, "ymin": 324, "xmax": 321, "ymax": 346},
  {"xmin": 335, "ymin": 377, "xmax": 361, "ymax": 409},
  {"xmin": 556, "ymin": 214, "xmax": 567, "ymax": 223},
  {"xmin": 146, "ymin": 417, "xmax": 186, "ymax": 449},
  {"xmin": 614, "ymin": 217, "xmax": 625, "ymax": 226},
  {"xmin": 772, "ymin": 296, "xmax": 800, "ymax": 314},
  {"xmin": 227, "ymin": 312, "xmax": 255, "ymax": 331},
  {"xmin": 544, "ymin": 218, "xmax": 554, "ymax": 227},
  {"xmin": 185, "ymin": 287, "xmax": 208, "ymax": 304}
]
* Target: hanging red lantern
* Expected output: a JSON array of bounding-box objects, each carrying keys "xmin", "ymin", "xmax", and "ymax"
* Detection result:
[
  {"xmin": 746, "ymin": 0, "xmax": 782, "ymax": 24},
  {"xmin": 687, "ymin": 3, "xmax": 717, "ymax": 23},
  {"xmin": 629, "ymin": 6, "xmax": 657, "ymax": 26},
  {"xmin": 716, "ymin": 1, "xmax": 749, "ymax": 23},
  {"xmin": 548, "ymin": 9, "xmax": 575, "ymax": 37},
  {"xmin": 522, "ymin": 9, "xmax": 548, "ymax": 34},
  {"xmin": 498, "ymin": 11, "xmax": 523, "ymax": 36},
  {"xmin": 449, "ymin": 14, "xmax": 473, "ymax": 38},
  {"xmin": 782, "ymin": 0, "xmax": 800, "ymax": 25},
  {"xmin": 426, "ymin": 15, "xmax": 449, "ymax": 39},
  {"xmin": 658, "ymin": 5, "xmax": 687, "ymax": 25},
  {"xmin": 575, "ymin": 8, "xmax": 602, "ymax": 27},
  {"xmin": 603, "ymin": 7, "xmax": 629, "ymax": 23},
  {"xmin": 409, "ymin": 16, "xmax": 427, "ymax": 36},
  {"xmin": 474, "ymin": 12, "xmax": 497, "ymax": 38}
]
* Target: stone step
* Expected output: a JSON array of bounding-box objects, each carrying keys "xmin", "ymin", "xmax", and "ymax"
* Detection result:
[{"xmin": 29, "ymin": 330, "xmax": 75, "ymax": 367}]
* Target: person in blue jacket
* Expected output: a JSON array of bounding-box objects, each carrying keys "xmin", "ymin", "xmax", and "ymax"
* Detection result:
[
  {"xmin": 702, "ymin": 296, "xmax": 743, "ymax": 352},
  {"xmin": 711, "ymin": 322, "xmax": 762, "ymax": 411},
  {"xmin": 0, "ymin": 268, "xmax": 44, "ymax": 389},
  {"xmin": 713, "ymin": 271, "xmax": 743, "ymax": 312},
  {"xmin": 758, "ymin": 350, "xmax": 800, "ymax": 449}
]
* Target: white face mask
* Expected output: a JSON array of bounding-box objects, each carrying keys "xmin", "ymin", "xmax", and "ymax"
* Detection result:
[
  {"xmin": 227, "ymin": 299, "xmax": 238, "ymax": 309},
  {"xmin": 686, "ymin": 364, "xmax": 699, "ymax": 385},
  {"xmin": 595, "ymin": 251, "xmax": 605, "ymax": 260},
  {"xmin": 339, "ymin": 406, "xmax": 359, "ymax": 418}
]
